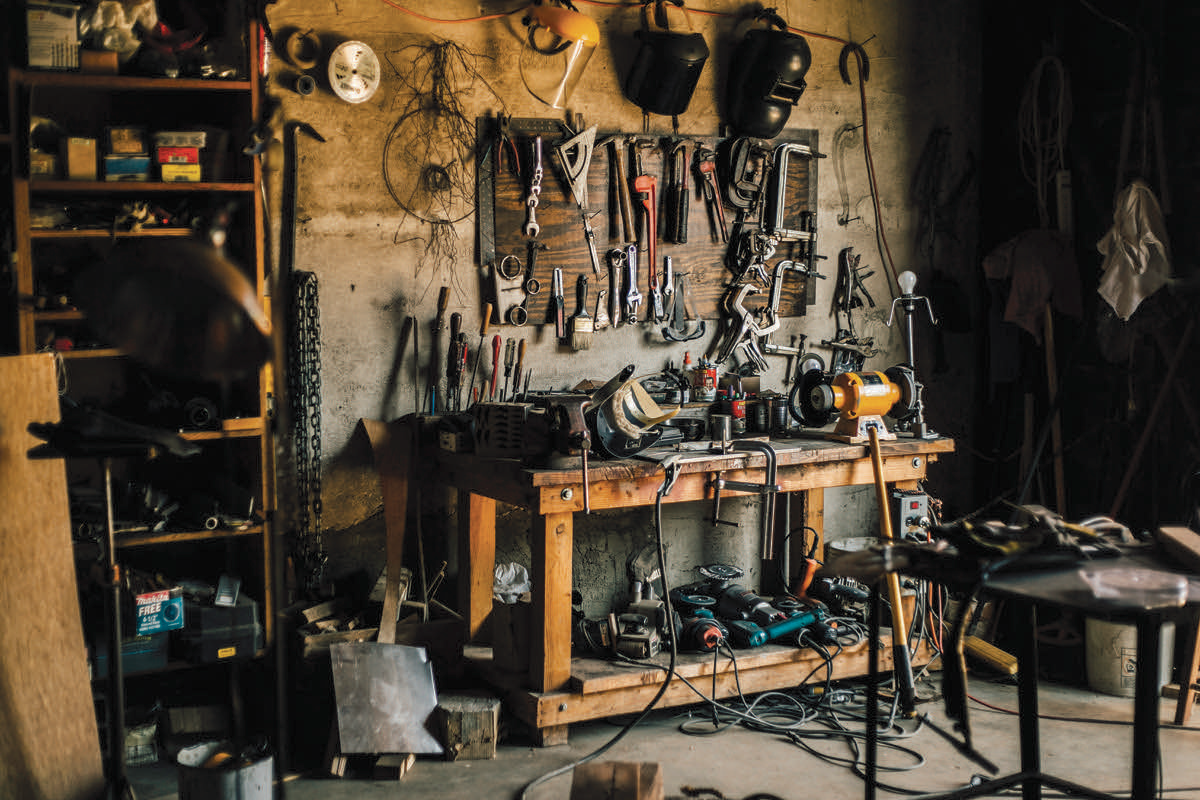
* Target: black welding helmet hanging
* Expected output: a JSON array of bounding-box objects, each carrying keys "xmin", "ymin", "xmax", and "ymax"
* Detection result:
[
  {"xmin": 623, "ymin": 0, "xmax": 709, "ymax": 117},
  {"xmin": 725, "ymin": 9, "xmax": 811, "ymax": 139}
]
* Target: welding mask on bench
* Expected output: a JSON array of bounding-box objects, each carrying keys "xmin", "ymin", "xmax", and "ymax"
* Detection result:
[
  {"xmin": 725, "ymin": 10, "xmax": 811, "ymax": 138},
  {"xmin": 623, "ymin": 0, "xmax": 710, "ymax": 117},
  {"xmin": 592, "ymin": 375, "xmax": 682, "ymax": 459},
  {"xmin": 519, "ymin": 1, "xmax": 601, "ymax": 109}
]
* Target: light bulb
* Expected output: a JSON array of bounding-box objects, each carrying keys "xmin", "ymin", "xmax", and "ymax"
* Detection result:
[{"xmin": 898, "ymin": 270, "xmax": 917, "ymax": 296}]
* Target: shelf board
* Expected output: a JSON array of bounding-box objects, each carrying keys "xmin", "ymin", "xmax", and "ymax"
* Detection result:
[
  {"xmin": 96, "ymin": 649, "xmax": 268, "ymax": 682},
  {"xmin": 179, "ymin": 419, "xmax": 265, "ymax": 440},
  {"xmin": 35, "ymin": 309, "xmax": 85, "ymax": 321},
  {"xmin": 14, "ymin": 69, "xmax": 252, "ymax": 92},
  {"xmin": 31, "ymin": 227, "xmax": 197, "ymax": 239},
  {"xmin": 58, "ymin": 347, "xmax": 123, "ymax": 360},
  {"xmin": 29, "ymin": 179, "xmax": 255, "ymax": 193},
  {"xmin": 115, "ymin": 524, "xmax": 264, "ymax": 548}
]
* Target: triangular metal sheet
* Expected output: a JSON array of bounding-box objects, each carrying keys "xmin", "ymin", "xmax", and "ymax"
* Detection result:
[
  {"xmin": 556, "ymin": 125, "xmax": 597, "ymax": 210},
  {"xmin": 330, "ymin": 642, "xmax": 443, "ymax": 755}
]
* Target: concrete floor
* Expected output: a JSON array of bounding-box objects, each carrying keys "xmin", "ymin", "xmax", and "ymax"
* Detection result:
[{"xmin": 129, "ymin": 672, "xmax": 1200, "ymax": 800}]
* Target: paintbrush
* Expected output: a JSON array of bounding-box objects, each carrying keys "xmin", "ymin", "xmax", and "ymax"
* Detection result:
[{"xmin": 571, "ymin": 274, "xmax": 593, "ymax": 350}]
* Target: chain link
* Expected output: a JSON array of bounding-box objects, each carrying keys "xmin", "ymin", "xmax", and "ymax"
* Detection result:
[{"xmin": 289, "ymin": 271, "xmax": 326, "ymax": 591}]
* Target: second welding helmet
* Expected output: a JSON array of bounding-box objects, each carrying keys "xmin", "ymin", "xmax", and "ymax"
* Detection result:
[
  {"xmin": 623, "ymin": 0, "xmax": 710, "ymax": 117},
  {"xmin": 519, "ymin": 1, "xmax": 601, "ymax": 109},
  {"xmin": 725, "ymin": 10, "xmax": 811, "ymax": 138}
]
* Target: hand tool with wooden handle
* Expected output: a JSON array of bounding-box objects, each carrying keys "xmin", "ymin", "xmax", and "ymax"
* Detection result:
[
  {"xmin": 599, "ymin": 135, "xmax": 635, "ymax": 243},
  {"xmin": 446, "ymin": 312, "xmax": 462, "ymax": 410},
  {"xmin": 466, "ymin": 302, "xmax": 491, "ymax": 408},
  {"xmin": 571, "ymin": 275, "xmax": 593, "ymax": 351},
  {"xmin": 488, "ymin": 334, "xmax": 501, "ymax": 399},
  {"xmin": 425, "ymin": 286, "xmax": 449, "ymax": 414},
  {"xmin": 514, "ymin": 339, "xmax": 526, "ymax": 400},
  {"xmin": 501, "ymin": 337, "xmax": 516, "ymax": 400}
]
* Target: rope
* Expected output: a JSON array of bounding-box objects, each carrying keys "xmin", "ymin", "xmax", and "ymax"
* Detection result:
[{"xmin": 1017, "ymin": 56, "xmax": 1072, "ymax": 229}]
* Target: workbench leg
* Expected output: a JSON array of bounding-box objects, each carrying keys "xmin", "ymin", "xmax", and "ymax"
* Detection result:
[
  {"xmin": 458, "ymin": 492, "xmax": 496, "ymax": 643},
  {"xmin": 530, "ymin": 511, "xmax": 573, "ymax": 693},
  {"xmin": 534, "ymin": 724, "xmax": 570, "ymax": 748}
]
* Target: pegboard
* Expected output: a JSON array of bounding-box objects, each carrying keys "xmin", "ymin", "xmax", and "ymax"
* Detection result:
[{"xmin": 476, "ymin": 117, "xmax": 820, "ymax": 330}]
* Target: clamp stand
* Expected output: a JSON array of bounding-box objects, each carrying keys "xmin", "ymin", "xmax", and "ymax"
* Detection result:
[{"xmin": 886, "ymin": 270, "xmax": 938, "ymax": 439}]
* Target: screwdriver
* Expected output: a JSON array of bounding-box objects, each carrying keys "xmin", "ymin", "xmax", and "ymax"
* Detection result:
[
  {"xmin": 466, "ymin": 302, "xmax": 492, "ymax": 407},
  {"xmin": 501, "ymin": 337, "xmax": 516, "ymax": 401},
  {"xmin": 488, "ymin": 334, "xmax": 502, "ymax": 400},
  {"xmin": 446, "ymin": 312, "xmax": 462, "ymax": 410},
  {"xmin": 514, "ymin": 339, "xmax": 526, "ymax": 401}
]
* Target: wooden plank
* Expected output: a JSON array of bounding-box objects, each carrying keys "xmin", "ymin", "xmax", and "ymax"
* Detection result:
[
  {"xmin": 459, "ymin": 492, "xmax": 497, "ymax": 642},
  {"xmin": 361, "ymin": 417, "xmax": 415, "ymax": 644},
  {"xmin": 531, "ymin": 511, "xmax": 574, "ymax": 692},
  {"xmin": 0, "ymin": 354, "xmax": 105, "ymax": 800}
]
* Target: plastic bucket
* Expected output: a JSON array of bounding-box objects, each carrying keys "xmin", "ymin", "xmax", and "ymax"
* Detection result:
[
  {"xmin": 177, "ymin": 742, "xmax": 273, "ymax": 800},
  {"xmin": 1085, "ymin": 618, "xmax": 1174, "ymax": 697}
]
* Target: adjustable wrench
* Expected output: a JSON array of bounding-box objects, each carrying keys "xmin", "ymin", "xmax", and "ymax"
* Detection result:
[
  {"xmin": 524, "ymin": 136, "xmax": 543, "ymax": 238},
  {"xmin": 694, "ymin": 145, "xmax": 727, "ymax": 243},
  {"xmin": 623, "ymin": 244, "xmax": 642, "ymax": 324}
]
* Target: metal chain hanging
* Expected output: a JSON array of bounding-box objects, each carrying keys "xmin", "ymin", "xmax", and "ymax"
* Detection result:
[{"xmin": 288, "ymin": 270, "xmax": 326, "ymax": 591}]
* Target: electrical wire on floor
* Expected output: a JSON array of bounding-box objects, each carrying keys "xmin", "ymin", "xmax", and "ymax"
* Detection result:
[{"xmin": 518, "ymin": 467, "xmax": 680, "ymax": 800}]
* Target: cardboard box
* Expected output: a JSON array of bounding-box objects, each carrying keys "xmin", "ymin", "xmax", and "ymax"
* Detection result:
[
  {"xmin": 107, "ymin": 126, "xmax": 147, "ymax": 155},
  {"xmin": 135, "ymin": 587, "xmax": 185, "ymax": 635},
  {"xmin": 156, "ymin": 146, "xmax": 200, "ymax": 164},
  {"xmin": 80, "ymin": 49, "xmax": 118, "ymax": 74},
  {"xmin": 153, "ymin": 130, "xmax": 207, "ymax": 149},
  {"xmin": 104, "ymin": 154, "xmax": 150, "ymax": 181},
  {"xmin": 63, "ymin": 137, "xmax": 97, "ymax": 180},
  {"xmin": 26, "ymin": 2, "xmax": 80, "ymax": 70},
  {"xmin": 160, "ymin": 163, "xmax": 202, "ymax": 182},
  {"xmin": 29, "ymin": 151, "xmax": 57, "ymax": 178}
]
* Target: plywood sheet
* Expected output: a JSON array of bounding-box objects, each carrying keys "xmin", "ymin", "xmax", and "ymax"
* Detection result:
[{"xmin": 0, "ymin": 354, "xmax": 105, "ymax": 800}]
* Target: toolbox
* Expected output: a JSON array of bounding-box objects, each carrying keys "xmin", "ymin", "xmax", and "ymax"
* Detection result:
[
  {"xmin": 175, "ymin": 622, "xmax": 262, "ymax": 664},
  {"xmin": 175, "ymin": 595, "xmax": 262, "ymax": 663},
  {"xmin": 93, "ymin": 632, "xmax": 169, "ymax": 678}
]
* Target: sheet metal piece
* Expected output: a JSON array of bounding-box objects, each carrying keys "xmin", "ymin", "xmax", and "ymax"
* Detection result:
[{"xmin": 330, "ymin": 642, "xmax": 443, "ymax": 755}]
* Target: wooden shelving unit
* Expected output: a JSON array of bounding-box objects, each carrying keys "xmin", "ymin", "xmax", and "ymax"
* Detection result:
[{"xmin": 5, "ymin": 18, "xmax": 275, "ymax": 673}]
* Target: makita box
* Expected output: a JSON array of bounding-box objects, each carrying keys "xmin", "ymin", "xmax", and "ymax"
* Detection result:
[{"xmin": 135, "ymin": 588, "xmax": 185, "ymax": 635}]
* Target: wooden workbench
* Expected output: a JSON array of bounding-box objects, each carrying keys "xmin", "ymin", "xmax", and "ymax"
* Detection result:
[{"xmin": 437, "ymin": 434, "xmax": 955, "ymax": 744}]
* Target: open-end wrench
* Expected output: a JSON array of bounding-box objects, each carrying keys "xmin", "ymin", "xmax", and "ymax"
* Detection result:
[
  {"xmin": 624, "ymin": 243, "xmax": 642, "ymax": 324},
  {"xmin": 695, "ymin": 145, "xmax": 727, "ymax": 243},
  {"xmin": 524, "ymin": 135, "xmax": 543, "ymax": 238}
]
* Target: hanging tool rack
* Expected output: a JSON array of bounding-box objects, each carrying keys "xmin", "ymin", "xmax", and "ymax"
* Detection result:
[{"xmin": 476, "ymin": 115, "xmax": 820, "ymax": 332}]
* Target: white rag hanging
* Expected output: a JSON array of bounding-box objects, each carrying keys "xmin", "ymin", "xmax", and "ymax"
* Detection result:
[{"xmin": 1097, "ymin": 179, "xmax": 1172, "ymax": 321}]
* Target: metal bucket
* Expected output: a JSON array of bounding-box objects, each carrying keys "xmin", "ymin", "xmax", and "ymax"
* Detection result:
[{"xmin": 177, "ymin": 742, "xmax": 273, "ymax": 800}]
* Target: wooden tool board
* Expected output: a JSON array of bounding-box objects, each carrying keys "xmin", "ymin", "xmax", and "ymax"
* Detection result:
[{"xmin": 478, "ymin": 118, "xmax": 819, "ymax": 328}]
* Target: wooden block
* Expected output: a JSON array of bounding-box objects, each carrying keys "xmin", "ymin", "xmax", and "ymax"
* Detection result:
[
  {"xmin": 301, "ymin": 627, "xmax": 380, "ymax": 660},
  {"xmin": 570, "ymin": 761, "xmax": 663, "ymax": 800},
  {"xmin": 434, "ymin": 693, "xmax": 501, "ymax": 761},
  {"xmin": 373, "ymin": 752, "xmax": 416, "ymax": 779},
  {"xmin": 302, "ymin": 598, "xmax": 350, "ymax": 624}
]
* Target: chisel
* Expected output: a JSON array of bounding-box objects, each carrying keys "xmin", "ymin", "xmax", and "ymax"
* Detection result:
[
  {"xmin": 514, "ymin": 339, "xmax": 526, "ymax": 401},
  {"xmin": 489, "ymin": 334, "xmax": 502, "ymax": 400}
]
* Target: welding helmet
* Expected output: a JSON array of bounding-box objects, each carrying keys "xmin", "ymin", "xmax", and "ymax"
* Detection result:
[
  {"xmin": 725, "ymin": 10, "xmax": 811, "ymax": 138},
  {"xmin": 592, "ymin": 373, "xmax": 681, "ymax": 458},
  {"xmin": 519, "ymin": 1, "xmax": 600, "ymax": 109},
  {"xmin": 623, "ymin": 0, "xmax": 709, "ymax": 117}
]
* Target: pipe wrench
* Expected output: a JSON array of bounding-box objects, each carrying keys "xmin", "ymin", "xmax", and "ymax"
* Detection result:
[
  {"xmin": 631, "ymin": 139, "xmax": 658, "ymax": 278},
  {"xmin": 623, "ymin": 244, "xmax": 642, "ymax": 324},
  {"xmin": 694, "ymin": 144, "xmax": 727, "ymax": 243}
]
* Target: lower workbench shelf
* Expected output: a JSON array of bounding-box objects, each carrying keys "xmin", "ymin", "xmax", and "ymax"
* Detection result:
[{"xmin": 464, "ymin": 635, "xmax": 935, "ymax": 746}]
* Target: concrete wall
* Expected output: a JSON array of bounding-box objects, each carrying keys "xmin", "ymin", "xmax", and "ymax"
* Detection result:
[{"xmin": 263, "ymin": 0, "xmax": 981, "ymax": 612}]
